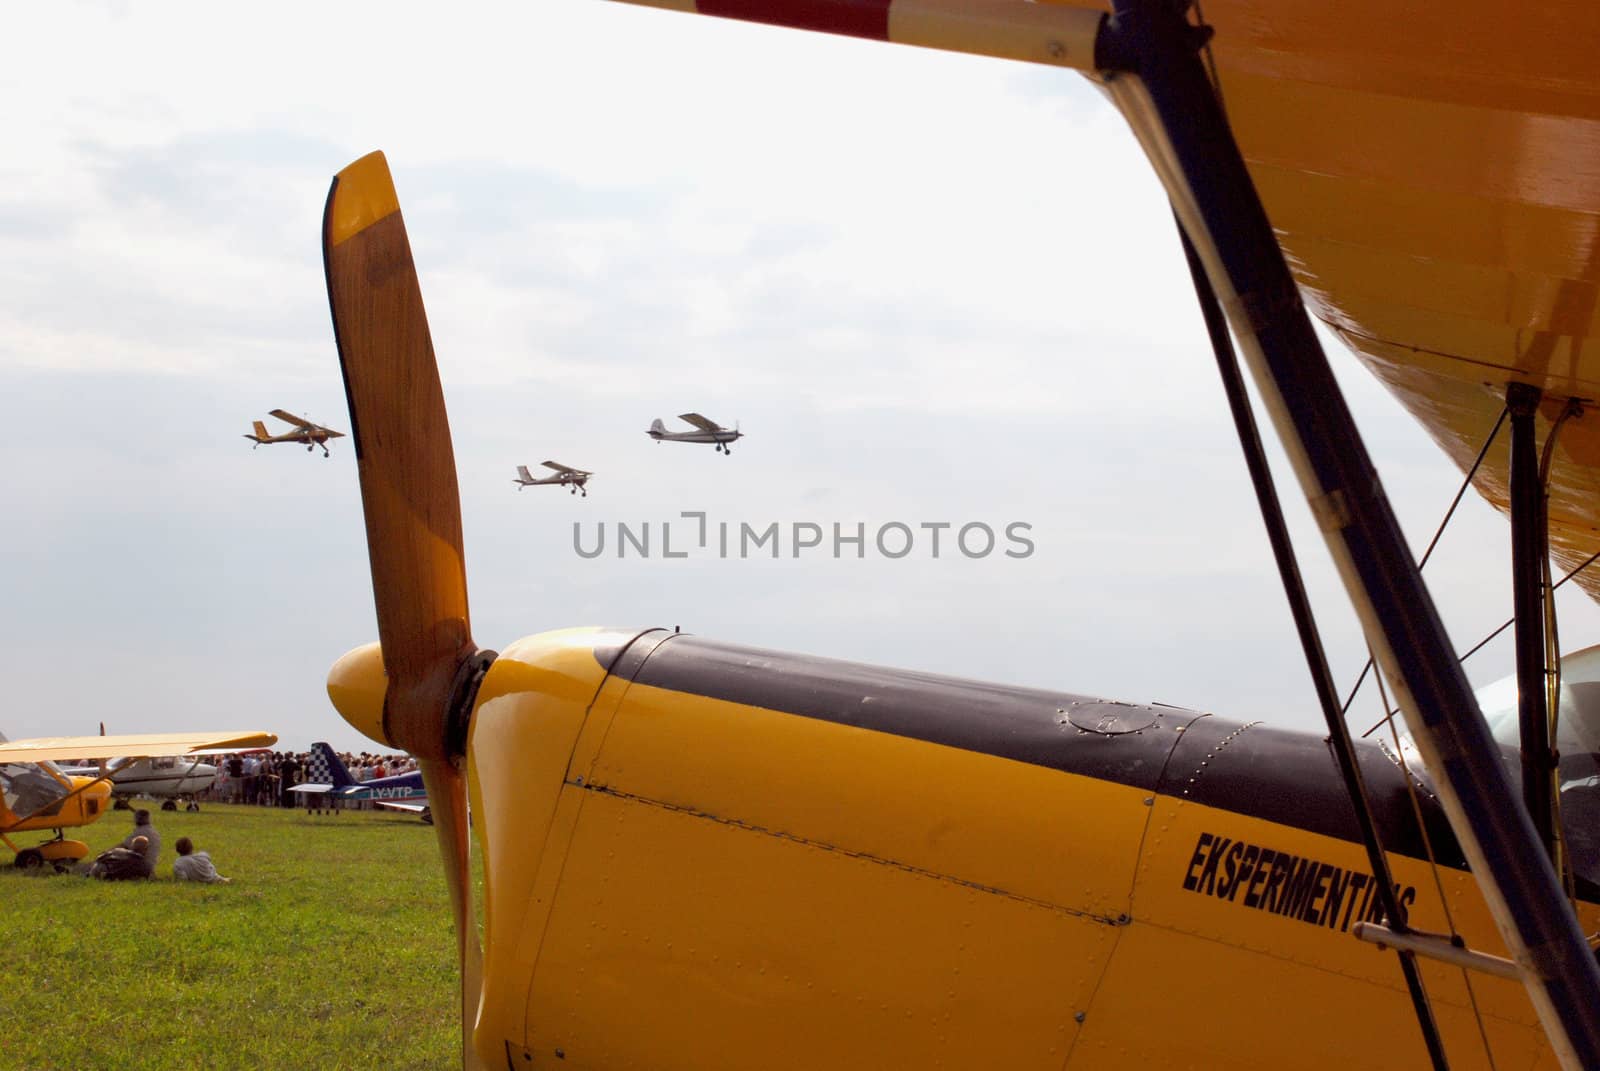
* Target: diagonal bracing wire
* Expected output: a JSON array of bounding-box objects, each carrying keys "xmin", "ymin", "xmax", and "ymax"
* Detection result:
[{"xmin": 1175, "ymin": 218, "xmax": 1451, "ymax": 1071}]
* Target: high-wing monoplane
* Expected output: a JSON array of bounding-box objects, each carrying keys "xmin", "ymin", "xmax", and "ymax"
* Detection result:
[
  {"xmin": 647, "ymin": 413, "xmax": 741, "ymax": 454},
  {"xmin": 244, "ymin": 409, "xmax": 345, "ymax": 456},
  {"xmin": 512, "ymin": 462, "xmax": 592, "ymax": 496},
  {"xmin": 0, "ymin": 730, "xmax": 276, "ymax": 870},
  {"xmin": 317, "ymin": 0, "xmax": 1600, "ymax": 1052},
  {"xmin": 57, "ymin": 755, "xmax": 219, "ymax": 807}
]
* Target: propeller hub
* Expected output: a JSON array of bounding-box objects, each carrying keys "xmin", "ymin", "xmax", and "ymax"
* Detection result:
[{"xmin": 326, "ymin": 642, "xmax": 391, "ymax": 748}]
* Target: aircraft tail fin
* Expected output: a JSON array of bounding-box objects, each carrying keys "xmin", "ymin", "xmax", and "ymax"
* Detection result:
[
  {"xmin": 249, "ymin": 420, "xmax": 269, "ymax": 441},
  {"xmin": 308, "ymin": 741, "xmax": 357, "ymax": 789},
  {"xmin": 649, "ymin": 418, "xmax": 666, "ymax": 435}
]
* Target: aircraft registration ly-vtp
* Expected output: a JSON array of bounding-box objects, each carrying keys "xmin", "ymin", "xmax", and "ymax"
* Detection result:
[
  {"xmin": 647, "ymin": 413, "xmax": 742, "ymax": 454},
  {"xmin": 243, "ymin": 409, "xmax": 345, "ymax": 456},
  {"xmin": 289, "ymin": 742, "xmax": 430, "ymax": 821},
  {"xmin": 513, "ymin": 462, "xmax": 592, "ymax": 496},
  {"xmin": 317, "ymin": 123, "xmax": 1600, "ymax": 1070},
  {"xmin": 0, "ymin": 731, "xmax": 275, "ymax": 870}
]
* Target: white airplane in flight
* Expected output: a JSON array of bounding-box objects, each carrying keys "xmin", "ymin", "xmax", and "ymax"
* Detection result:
[
  {"xmin": 647, "ymin": 413, "xmax": 742, "ymax": 455},
  {"xmin": 513, "ymin": 462, "xmax": 592, "ymax": 496}
]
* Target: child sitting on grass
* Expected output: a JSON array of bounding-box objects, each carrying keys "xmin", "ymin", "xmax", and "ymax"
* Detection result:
[{"xmin": 171, "ymin": 836, "xmax": 231, "ymax": 884}]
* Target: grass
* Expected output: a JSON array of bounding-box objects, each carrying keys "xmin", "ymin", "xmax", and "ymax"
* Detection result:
[{"xmin": 0, "ymin": 803, "xmax": 461, "ymax": 1070}]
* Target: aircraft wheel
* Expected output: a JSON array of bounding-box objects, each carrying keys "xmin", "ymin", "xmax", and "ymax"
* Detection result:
[
  {"xmin": 15, "ymin": 849, "xmax": 43, "ymax": 870},
  {"xmin": 161, "ymin": 799, "xmax": 177, "ymax": 811}
]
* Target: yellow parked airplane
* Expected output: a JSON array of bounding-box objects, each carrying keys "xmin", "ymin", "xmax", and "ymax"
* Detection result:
[
  {"xmin": 0, "ymin": 731, "xmax": 277, "ymax": 870},
  {"xmin": 313, "ymin": 0, "xmax": 1600, "ymax": 1065}
]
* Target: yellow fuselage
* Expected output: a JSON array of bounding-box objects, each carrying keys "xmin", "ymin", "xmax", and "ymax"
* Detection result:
[
  {"xmin": 461, "ymin": 628, "xmax": 1586, "ymax": 1069},
  {"xmin": 1, "ymin": 773, "xmax": 113, "ymax": 845}
]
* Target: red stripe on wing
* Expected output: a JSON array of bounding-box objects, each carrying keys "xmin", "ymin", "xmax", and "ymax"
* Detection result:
[{"xmin": 698, "ymin": 0, "xmax": 891, "ymax": 40}]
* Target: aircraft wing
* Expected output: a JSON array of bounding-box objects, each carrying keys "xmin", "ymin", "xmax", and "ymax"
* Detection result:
[
  {"xmin": 288, "ymin": 783, "xmax": 334, "ymax": 794},
  {"xmin": 1178, "ymin": 1, "xmax": 1600, "ymax": 600},
  {"xmin": 374, "ymin": 800, "xmax": 429, "ymax": 814},
  {"xmin": 0, "ymin": 731, "xmax": 277, "ymax": 764},
  {"xmin": 541, "ymin": 461, "xmax": 578, "ymax": 474},
  {"xmin": 677, "ymin": 412, "xmax": 721, "ymax": 433},
  {"xmin": 268, "ymin": 408, "xmax": 315, "ymax": 429}
]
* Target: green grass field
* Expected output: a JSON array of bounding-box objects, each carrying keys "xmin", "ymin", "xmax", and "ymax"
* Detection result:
[{"xmin": 1, "ymin": 804, "xmax": 460, "ymax": 1070}]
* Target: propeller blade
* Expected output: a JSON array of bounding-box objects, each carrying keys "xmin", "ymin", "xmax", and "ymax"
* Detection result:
[
  {"xmin": 421, "ymin": 757, "xmax": 483, "ymax": 1065},
  {"xmin": 322, "ymin": 150, "xmax": 486, "ymax": 1071},
  {"xmin": 323, "ymin": 150, "xmax": 473, "ymax": 761}
]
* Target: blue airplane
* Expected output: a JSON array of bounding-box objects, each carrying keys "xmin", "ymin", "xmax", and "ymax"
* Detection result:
[{"xmin": 289, "ymin": 742, "xmax": 430, "ymax": 822}]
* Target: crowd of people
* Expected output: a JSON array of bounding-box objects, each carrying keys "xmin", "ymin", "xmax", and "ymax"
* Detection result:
[{"xmin": 198, "ymin": 750, "xmax": 420, "ymax": 809}]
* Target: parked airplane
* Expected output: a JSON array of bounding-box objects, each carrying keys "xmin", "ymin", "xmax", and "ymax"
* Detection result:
[
  {"xmin": 647, "ymin": 413, "xmax": 741, "ymax": 454},
  {"xmin": 513, "ymin": 462, "xmax": 592, "ymax": 496},
  {"xmin": 317, "ymin": 6, "xmax": 1600, "ymax": 1052},
  {"xmin": 244, "ymin": 409, "xmax": 345, "ymax": 456},
  {"xmin": 0, "ymin": 730, "xmax": 276, "ymax": 869},
  {"xmin": 57, "ymin": 754, "xmax": 218, "ymax": 808},
  {"xmin": 290, "ymin": 742, "xmax": 429, "ymax": 821}
]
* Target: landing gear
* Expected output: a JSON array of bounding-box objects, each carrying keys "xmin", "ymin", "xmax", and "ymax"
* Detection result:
[{"xmin": 15, "ymin": 849, "xmax": 42, "ymax": 870}]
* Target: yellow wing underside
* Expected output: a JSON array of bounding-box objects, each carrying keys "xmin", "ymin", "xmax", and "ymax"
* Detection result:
[
  {"xmin": 0, "ymin": 731, "xmax": 277, "ymax": 764},
  {"xmin": 1170, "ymin": 0, "xmax": 1600, "ymax": 594}
]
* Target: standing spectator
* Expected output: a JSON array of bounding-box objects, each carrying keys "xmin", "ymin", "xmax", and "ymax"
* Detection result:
[
  {"xmin": 278, "ymin": 752, "xmax": 301, "ymax": 808},
  {"xmin": 227, "ymin": 754, "xmax": 245, "ymax": 803},
  {"xmin": 242, "ymin": 752, "xmax": 261, "ymax": 805}
]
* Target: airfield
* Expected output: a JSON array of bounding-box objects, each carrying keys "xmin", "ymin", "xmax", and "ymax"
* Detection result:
[{"xmin": 1, "ymin": 804, "xmax": 458, "ymax": 1070}]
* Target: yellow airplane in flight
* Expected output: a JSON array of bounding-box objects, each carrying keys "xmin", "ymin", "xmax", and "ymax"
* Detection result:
[
  {"xmin": 0, "ymin": 731, "xmax": 277, "ymax": 870},
  {"xmin": 311, "ymin": 0, "xmax": 1600, "ymax": 1067},
  {"xmin": 244, "ymin": 409, "xmax": 345, "ymax": 456}
]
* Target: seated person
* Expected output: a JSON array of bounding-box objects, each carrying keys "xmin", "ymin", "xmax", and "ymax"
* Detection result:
[
  {"xmin": 119, "ymin": 809, "xmax": 161, "ymax": 878},
  {"xmin": 87, "ymin": 836, "xmax": 151, "ymax": 881},
  {"xmin": 171, "ymin": 836, "xmax": 230, "ymax": 884}
]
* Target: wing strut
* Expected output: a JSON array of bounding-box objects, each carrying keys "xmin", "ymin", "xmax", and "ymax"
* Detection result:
[
  {"xmin": 1173, "ymin": 219, "xmax": 1450, "ymax": 1071},
  {"xmin": 1508, "ymin": 382, "xmax": 1558, "ymax": 865},
  {"xmin": 1097, "ymin": 1, "xmax": 1600, "ymax": 1065}
]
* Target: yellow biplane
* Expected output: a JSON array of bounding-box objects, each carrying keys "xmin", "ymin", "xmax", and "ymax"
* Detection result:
[
  {"xmin": 0, "ymin": 731, "xmax": 277, "ymax": 871},
  {"xmin": 314, "ymin": 0, "xmax": 1600, "ymax": 1067}
]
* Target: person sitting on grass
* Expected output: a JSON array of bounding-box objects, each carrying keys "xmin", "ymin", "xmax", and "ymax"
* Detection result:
[
  {"xmin": 86, "ymin": 836, "xmax": 152, "ymax": 880},
  {"xmin": 119, "ymin": 809, "xmax": 160, "ymax": 878},
  {"xmin": 171, "ymin": 836, "xmax": 231, "ymax": 884}
]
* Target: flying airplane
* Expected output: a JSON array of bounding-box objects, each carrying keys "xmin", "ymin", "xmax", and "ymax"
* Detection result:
[
  {"xmin": 647, "ymin": 413, "xmax": 742, "ymax": 454},
  {"xmin": 0, "ymin": 730, "xmax": 277, "ymax": 870},
  {"xmin": 244, "ymin": 409, "xmax": 345, "ymax": 456},
  {"xmin": 512, "ymin": 462, "xmax": 592, "ymax": 496},
  {"xmin": 289, "ymin": 742, "xmax": 430, "ymax": 820},
  {"xmin": 316, "ymin": 0, "xmax": 1600, "ymax": 1057}
]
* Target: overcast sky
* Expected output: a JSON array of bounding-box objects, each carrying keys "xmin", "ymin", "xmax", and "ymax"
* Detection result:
[{"xmin": 4, "ymin": 0, "xmax": 1595, "ymax": 756}]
